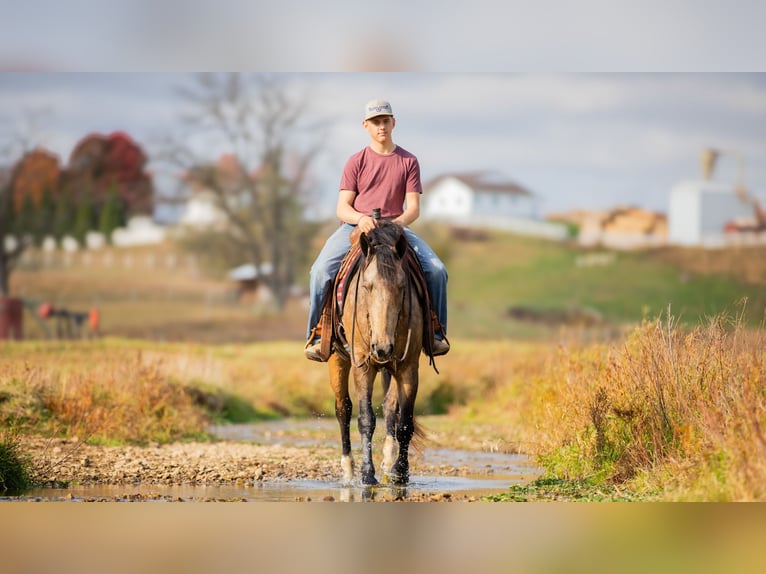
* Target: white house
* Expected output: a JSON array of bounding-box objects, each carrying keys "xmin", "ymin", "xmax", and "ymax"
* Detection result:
[
  {"xmin": 421, "ymin": 171, "xmax": 567, "ymax": 239},
  {"xmin": 178, "ymin": 190, "xmax": 228, "ymax": 228},
  {"xmin": 111, "ymin": 215, "xmax": 167, "ymax": 246},
  {"xmin": 668, "ymin": 181, "xmax": 760, "ymax": 246}
]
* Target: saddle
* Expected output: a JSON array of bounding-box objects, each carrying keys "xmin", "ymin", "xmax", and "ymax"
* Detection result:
[{"xmin": 310, "ymin": 228, "xmax": 445, "ymax": 369}]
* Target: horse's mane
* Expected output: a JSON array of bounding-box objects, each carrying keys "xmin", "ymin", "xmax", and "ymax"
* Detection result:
[{"xmin": 362, "ymin": 221, "xmax": 407, "ymax": 285}]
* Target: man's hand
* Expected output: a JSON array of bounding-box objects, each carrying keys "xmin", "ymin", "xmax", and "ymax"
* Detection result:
[{"xmin": 357, "ymin": 214, "xmax": 377, "ymax": 234}]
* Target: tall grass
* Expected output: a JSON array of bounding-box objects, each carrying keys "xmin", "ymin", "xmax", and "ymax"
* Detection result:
[
  {"xmin": 0, "ymin": 344, "xmax": 209, "ymax": 444},
  {"xmin": 0, "ymin": 428, "xmax": 33, "ymax": 493},
  {"xmin": 527, "ymin": 306, "xmax": 766, "ymax": 500},
  {"xmin": 3, "ymin": 310, "xmax": 764, "ymax": 499}
]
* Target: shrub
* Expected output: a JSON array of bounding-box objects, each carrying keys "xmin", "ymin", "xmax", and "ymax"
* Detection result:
[{"xmin": 0, "ymin": 429, "xmax": 33, "ymax": 494}]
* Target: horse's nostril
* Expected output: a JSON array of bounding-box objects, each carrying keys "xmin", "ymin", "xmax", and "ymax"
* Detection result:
[
  {"xmin": 372, "ymin": 343, "xmax": 393, "ymax": 360},
  {"xmin": 377, "ymin": 345, "xmax": 393, "ymax": 359}
]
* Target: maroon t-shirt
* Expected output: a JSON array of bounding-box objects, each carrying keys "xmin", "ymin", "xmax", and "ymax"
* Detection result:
[{"xmin": 339, "ymin": 145, "xmax": 423, "ymax": 219}]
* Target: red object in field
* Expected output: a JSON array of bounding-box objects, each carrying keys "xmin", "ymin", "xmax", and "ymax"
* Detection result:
[
  {"xmin": 38, "ymin": 302, "xmax": 54, "ymax": 319},
  {"xmin": 89, "ymin": 307, "xmax": 100, "ymax": 332},
  {"xmin": 0, "ymin": 297, "xmax": 24, "ymax": 340}
]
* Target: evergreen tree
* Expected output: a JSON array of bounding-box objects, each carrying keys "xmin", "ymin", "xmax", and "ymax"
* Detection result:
[
  {"xmin": 72, "ymin": 190, "xmax": 95, "ymax": 247},
  {"xmin": 12, "ymin": 193, "xmax": 36, "ymax": 240},
  {"xmin": 52, "ymin": 188, "xmax": 74, "ymax": 244},
  {"xmin": 33, "ymin": 187, "xmax": 55, "ymax": 246},
  {"xmin": 99, "ymin": 183, "xmax": 124, "ymax": 244}
]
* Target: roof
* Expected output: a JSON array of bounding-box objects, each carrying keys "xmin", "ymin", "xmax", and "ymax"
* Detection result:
[{"xmin": 424, "ymin": 171, "xmax": 534, "ymax": 197}]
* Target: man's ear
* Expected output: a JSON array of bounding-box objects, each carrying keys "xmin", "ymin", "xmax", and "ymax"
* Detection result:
[{"xmin": 360, "ymin": 232, "xmax": 370, "ymax": 257}]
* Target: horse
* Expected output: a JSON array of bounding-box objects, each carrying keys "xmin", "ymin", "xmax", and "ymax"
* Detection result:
[{"xmin": 328, "ymin": 220, "xmax": 428, "ymax": 486}]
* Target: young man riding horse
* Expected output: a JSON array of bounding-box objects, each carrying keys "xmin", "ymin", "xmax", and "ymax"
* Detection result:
[{"xmin": 305, "ymin": 99, "xmax": 449, "ymax": 361}]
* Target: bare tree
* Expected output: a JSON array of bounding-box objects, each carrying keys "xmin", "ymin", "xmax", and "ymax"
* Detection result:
[{"xmin": 166, "ymin": 73, "xmax": 327, "ymax": 309}]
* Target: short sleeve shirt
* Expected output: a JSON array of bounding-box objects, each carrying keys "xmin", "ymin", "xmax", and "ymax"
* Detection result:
[{"xmin": 339, "ymin": 146, "xmax": 422, "ymax": 219}]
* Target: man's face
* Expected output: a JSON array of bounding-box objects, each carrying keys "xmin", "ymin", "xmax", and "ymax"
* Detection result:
[{"xmin": 363, "ymin": 115, "xmax": 395, "ymax": 143}]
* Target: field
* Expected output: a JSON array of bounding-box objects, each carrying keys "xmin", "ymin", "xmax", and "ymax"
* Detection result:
[{"xmin": 3, "ymin": 225, "xmax": 766, "ymax": 501}]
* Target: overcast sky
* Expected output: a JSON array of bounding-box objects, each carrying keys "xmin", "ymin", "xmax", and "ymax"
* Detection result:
[{"xmin": 1, "ymin": 73, "xmax": 765, "ymax": 220}]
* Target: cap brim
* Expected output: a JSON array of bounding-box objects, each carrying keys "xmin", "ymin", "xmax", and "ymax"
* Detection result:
[{"xmin": 364, "ymin": 113, "xmax": 394, "ymax": 121}]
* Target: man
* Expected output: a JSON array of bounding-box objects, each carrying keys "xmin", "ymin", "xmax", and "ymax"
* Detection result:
[{"xmin": 305, "ymin": 98, "xmax": 449, "ymax": 361}]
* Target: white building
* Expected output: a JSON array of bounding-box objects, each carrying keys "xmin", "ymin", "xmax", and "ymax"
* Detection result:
[
  {"xmin": 668, "ymin": 181, "xmax": 758, "ymax": 246},
  {"xmin": 421, "ymin": 171, "xmax": 567, "ymax": 239},
  {"xmin": 178, "ymin": 190, "xmax": 228, "ymax": 228},
  {"xmin": 111, "ymin": 215, "xmax": 167, "ymax": 246}
]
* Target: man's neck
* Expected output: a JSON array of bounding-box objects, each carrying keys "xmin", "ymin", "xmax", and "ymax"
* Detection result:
[{"xmin": 369, "ymin": 141, "xmax": 397, "ymax": 155}]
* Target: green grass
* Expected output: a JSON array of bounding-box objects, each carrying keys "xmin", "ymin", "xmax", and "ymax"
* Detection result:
[
  {"xmin": 483, "ymin": 476, "xmax": 659, "ymax": 502},
  {"xmin": 12, "ymin": 228, "xmax": 766, "ymax": 343},
  {"xmin": 443, "ymin": 229, "xmax": 766, "ymax": 336},
  {"xmin": 0, "ymin": 429, "xmax": 34, "ymax": 494}
]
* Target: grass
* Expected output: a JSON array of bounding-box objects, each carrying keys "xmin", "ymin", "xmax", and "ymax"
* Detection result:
[
  {"xmin": 5, "ymin": 227, "xmax": 766, "ymax": 500},
  {"xmin": 440, "ymin": 228, "xmax": 766, "ymax": 336},
  {"xmin": 11, "ymin": 228, "xmax": 766, "ymax": 344},
  {"xmin": 490, "ymin": 305, "xmax": 766, "ymax": 501},
  {"xmin": 483, "ymin": 476, "xmax": 657, "ymax": 502},
  {"xmin": 2, "ymin": 309, "xmax": 764, "ymax": 500},
  {"xmin": 0, "ymin": 428, "xmax": 34, "ymax": 493}
]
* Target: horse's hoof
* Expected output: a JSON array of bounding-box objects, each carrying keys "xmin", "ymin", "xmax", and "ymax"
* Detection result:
[
  {"xmin": 361, "ymin": 475, "xmax": 378, "ymax": 486},
  {"xmin": 390, "ymin": 475, "xmax": 409, "ymax": 486},
  {"xmin": 388, "ymin": 468, "xmax": 409, "ymax": 486}
]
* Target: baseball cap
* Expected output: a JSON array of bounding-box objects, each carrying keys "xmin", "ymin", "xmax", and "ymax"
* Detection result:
[{"xmin": 364, "ymin": 99, "xmax": 394, "ymax": 120}]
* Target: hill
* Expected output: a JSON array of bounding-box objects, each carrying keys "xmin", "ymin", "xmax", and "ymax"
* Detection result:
[{"xmin": 8, "ymin": 226, "xmax": 766, "ymax": 343}]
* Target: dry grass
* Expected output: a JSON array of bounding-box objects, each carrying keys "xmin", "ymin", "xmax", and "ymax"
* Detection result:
[
  {"xmin": 0, "ymin": 343, "xmax": 209, "ymax": 444},
  {"xmin": 3, "ymin": 310, "xmax": 764, "ymax": 500},
  {"xmin": 520, "ymin": 306, "xmax": 766, "ymax": 500}
]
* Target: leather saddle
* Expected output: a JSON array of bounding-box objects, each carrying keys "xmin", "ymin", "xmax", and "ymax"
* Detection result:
[{"xmin": 312, "ymin": 227, "xmax": 443, "ymax": 367}]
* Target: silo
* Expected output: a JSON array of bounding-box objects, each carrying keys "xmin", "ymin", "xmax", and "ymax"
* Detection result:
[{"xmin": 668, "ymin": 181, "xmax": 754, "ymax": 246}]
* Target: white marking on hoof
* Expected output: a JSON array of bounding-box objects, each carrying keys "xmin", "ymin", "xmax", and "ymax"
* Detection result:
[
  {"xmin": 382, "ymin": 435, "xmax": 396, "ymax": 475},
  {"xmin": 341, "ymin": 455, "xmax": 354, "ymax": 484}
]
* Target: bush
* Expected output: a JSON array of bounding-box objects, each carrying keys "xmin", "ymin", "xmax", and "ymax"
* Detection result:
[{"xmin": 0, "ymin": 430, "xmax": 33, "ymax": 494}]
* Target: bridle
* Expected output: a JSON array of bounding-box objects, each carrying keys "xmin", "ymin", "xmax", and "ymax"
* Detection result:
[{"xmin": 349, "ymin": 249, "xmax": 414, "ymax": 370}]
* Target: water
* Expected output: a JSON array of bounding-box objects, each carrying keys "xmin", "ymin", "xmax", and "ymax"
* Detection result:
[{"xmin": 12, "ymin": 419, "xmax": 542, "ymax": 502}]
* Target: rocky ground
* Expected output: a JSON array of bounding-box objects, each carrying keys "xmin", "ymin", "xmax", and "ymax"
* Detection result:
[{"xmin": 11, "ymin": 435, "xmax": 515, "ymax": 502}]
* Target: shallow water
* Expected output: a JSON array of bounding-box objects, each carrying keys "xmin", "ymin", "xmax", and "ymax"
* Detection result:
[{"xmin": 12, "ymin": 419, "xmax": 542, "ymax": 502}]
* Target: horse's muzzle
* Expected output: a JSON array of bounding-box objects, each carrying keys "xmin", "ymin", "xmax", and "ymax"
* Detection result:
[{"xmin": 371, "ymin": 342, "xmax": 394, "ymax": 363}]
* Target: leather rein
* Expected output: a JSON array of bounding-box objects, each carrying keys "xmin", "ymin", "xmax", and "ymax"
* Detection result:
[{"xmin": 349, "ymin": 252, "xmax": 414, "ymax": 370}]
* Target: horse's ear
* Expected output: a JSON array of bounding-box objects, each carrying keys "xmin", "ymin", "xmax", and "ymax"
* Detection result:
[
  {"xmin": 395, "ymin": 233, "xmax": 407, "ymax": 259},
  {"xmin": 360, "ymin": 232, "xmax": 371, "ymax": 257}
]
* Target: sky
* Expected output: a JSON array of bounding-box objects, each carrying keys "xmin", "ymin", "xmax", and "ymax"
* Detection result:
[{"xmin": 1, "ymin": 73, "xmax": 765, "ymax": 222}]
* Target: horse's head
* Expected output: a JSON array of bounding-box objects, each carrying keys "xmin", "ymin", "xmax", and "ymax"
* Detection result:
[{"xmin": 358, "ymin": 221, "xmax": 409, "ymax": 363}]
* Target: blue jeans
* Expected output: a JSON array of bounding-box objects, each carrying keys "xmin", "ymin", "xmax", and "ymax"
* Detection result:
[{"xmin": 307, "ymin": 223, "xmax": 448, "ymax": 340}]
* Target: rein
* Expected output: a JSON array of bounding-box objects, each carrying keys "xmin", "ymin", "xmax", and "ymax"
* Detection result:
[{"xmin": 349, "ymin": 251, "xmax": 413, "ymax": 370}]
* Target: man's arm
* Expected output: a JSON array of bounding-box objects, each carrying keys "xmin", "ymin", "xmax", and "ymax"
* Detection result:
[
  {"xmin": 336, "ymin": 189, "xmax": 376, "ymax": 233},
  {"xmin": 392, "ymin": 192, "xmax": 420, "ymax": 227}
]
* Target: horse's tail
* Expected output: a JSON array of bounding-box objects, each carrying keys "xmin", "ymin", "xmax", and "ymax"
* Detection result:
[
  {"xmin": 382, "ymin": 368, "xmax": 429, "ymax": 454},
  {"xmin": 410, "ymin": 417, "xmax": 429, "ymax": 454}
]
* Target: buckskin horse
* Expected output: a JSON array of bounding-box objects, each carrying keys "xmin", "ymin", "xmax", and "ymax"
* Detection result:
[{"xmin": 327, "ymin": 220, "xmax": 436, "ymax": 486}]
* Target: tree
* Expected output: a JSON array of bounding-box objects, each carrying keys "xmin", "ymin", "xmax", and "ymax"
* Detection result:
[
  {"xmin": 51, "ymin": 186, "xmax": 75, "ymax": 244},
  {"xmin": 99, "ymin": 182, "xmax": 124, "ymax": 243},
  {"xmin": 168, "ymin": 73, "xmax": 327, "ymax": 309},
  {"xmin": 0, "ymin": 163, "xmax": 21, "ymax": 296},
  {"xmin": 72, "ymin": 188, "xmax": 95, "ymax": 247},
  {"xmin": 0, "ymin": 108, "xmax": 54, "ymax": 296}
]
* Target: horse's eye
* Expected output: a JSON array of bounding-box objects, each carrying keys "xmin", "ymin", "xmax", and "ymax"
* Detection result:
[{"xmin": 362, "ymin": 282, "xmax": 372, "ymax": 291}]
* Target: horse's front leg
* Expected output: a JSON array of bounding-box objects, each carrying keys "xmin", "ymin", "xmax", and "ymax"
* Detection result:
[
  {"xmin": 329, "ymin": 353, "xmax": 354, "ymax": 484},
  {"xmin": 354, "ymin": 365, "xmax": 378, "ymax": 486},
  {"xmin": 380, "ymin": 368, "xmax": 399, "ymax": 481},
  {"xmin": 390, "ymin": 366, "xmax": 419, "ymax": 486}
]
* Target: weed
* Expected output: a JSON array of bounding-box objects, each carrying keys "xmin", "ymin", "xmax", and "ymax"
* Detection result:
[
  {"xmin": 0, "ymin": 429, "xmax": 34, "ymax": 494},
  {"xmin": 484, "ymin": 476, "xmax": 657, "ymax": 502}
]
